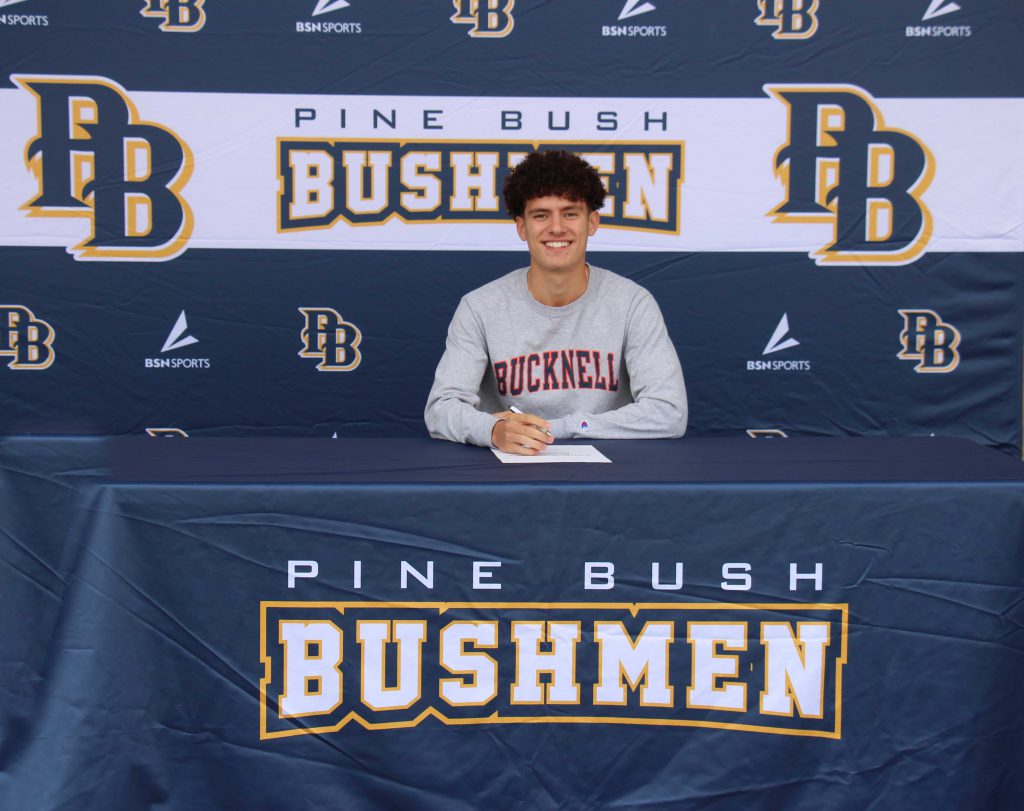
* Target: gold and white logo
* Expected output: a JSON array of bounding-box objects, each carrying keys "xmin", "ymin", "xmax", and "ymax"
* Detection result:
[
  {"xmin": 298, "ymin": 307, "xmax": 363, "ymax": 372},
  {"xmin": 898, "ymin": 309, "xmax": 960, "ymax": 373},
  {"xmin": 1, "ymin": 305, "xmax": 55, "ymax": 370},
  {"xmin": 451, "ymin": 0, "xmax": 515, "ymax": 38}
]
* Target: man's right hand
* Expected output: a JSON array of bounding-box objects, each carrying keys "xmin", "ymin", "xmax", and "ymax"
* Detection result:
[{"xmin": 491, "ymin": 411, "xmax": 553, "ymax": 455}]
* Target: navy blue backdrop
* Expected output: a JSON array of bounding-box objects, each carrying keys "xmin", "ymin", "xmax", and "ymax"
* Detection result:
[{"xmin": 1, "ymin": 1, "xmax": 1021, "ymax": 452}]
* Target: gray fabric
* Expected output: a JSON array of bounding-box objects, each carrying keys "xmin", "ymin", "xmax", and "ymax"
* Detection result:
[{"xmin": 424, "ymin": 265, "xmax": 687, "ymax": 447}]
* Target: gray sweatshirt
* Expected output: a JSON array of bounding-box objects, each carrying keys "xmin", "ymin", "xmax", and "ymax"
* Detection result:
[{"xmin": 424, "ymin": 265, "xmax": 687, "ymax": 447}]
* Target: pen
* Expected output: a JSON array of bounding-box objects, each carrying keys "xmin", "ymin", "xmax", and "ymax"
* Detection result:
[{"xmin": 509, "ymin": 405, "xmax": 553, "ymax": 437}]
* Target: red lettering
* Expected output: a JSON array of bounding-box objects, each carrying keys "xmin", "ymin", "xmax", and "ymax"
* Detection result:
[
  {"xmin": 576, "ymin": 350, "xmax": 593, "ymax": 389},
  {"xmin": 543, "ymin": 351, "xmax": 559, "ymax": 390},
  {"xmin": 494, "ymin": 361, "xmax": 508, "ymax": 395},
  {"xmin": 509, "ymin": 355, "xmax": 525, "ymax": 395},
  {"xmin": 592, "ymin": 348, "xmax": 607, "ymax": 390},
  {"xmin": 560, "ymin": 349, "xmax": 576, "ymax": 389},
  {"xmin": 527, "ymin": 354, "xmax": 541, "ymax": 393}
]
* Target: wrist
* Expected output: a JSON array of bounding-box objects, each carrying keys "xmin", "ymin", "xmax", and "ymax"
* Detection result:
[{"xmin": 489, "ymin": 416, "xmax": 505, "ymax": 449}]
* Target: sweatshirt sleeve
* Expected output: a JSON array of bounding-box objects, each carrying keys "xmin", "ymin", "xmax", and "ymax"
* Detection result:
[
  {"xmin": 547, "ymin": 290, "xmax": 687, "ymax": 440},
  {"xmin": 424, "ymin": 297, "xmax": 501, "ymax": 447}
]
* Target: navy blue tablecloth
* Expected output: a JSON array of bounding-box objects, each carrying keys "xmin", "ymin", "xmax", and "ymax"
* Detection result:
[
  {"xmin": 2, "ymin": 437, "xmax": 1022, "ymax": 810},
  {"xmin": 108, "ymin": 434, "xmax": 1024, "ymax": 484}
]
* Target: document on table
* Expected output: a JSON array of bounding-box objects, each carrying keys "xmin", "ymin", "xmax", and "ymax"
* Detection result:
[{"xmin": 491, "ymin": 445, "xmax": 611, "ymax": 464}]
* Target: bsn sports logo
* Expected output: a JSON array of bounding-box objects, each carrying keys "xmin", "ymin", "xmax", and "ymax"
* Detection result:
[
  {"xmin": 762, "ymin": 313, "xmax": 799, "ymax": 355},
  {"xmin": 278, "ymin": 141, "xmax": 683, "ymax": 234},
  {"xmin": 766, "ymin": 84, "xmax": 934, "ymax": 266},
  {"xmin": 451, "ymin": 0, "xmax": 514, "ymax": 38},
  {"xmin": 923, "ymin": 0, "xmax": 960, "ymax": 18},
  {"xmin": 145, "ymin": 311, "xmax": 210, "ymax": 368},
  {"xmin": 898, "ymin": 309, "xmax": 960, "ymax": 373},
  {"xmin": 16, "ymin": 75, "xmax": 193, "ymax": 261},
  {"xmin": 299, "ymin": 308, "xmax": 363, "ymax": 372},
  {"xmin": 755, "ymin": 0, "xmax": 819, "ymax": 40},
  {"xmin": 0, "ymin": 0, "xmax": 47, "ymax": 26},
  {"xmin": 297, "ymin": 0, "xmax": 361, "ymax": 34},
  {"xmin": 161, "ymin": 310, "xmax": 198, "ymax": 352},
  {"xmin": 603, "ymin": 1, "xmax": 667, "ymax": 37},
  {"xmin": 140, "ymin": 0, "xmax": 206, "ymax": 33},
  {"xmin": 907, "ymin": 1, "xmax": 971, "ymax": 37},
  {"xmin": 1, "ymin": 305, "xmax": 55, "ymax": 370},
  {"xmin": 619, "ymin": 0, "xmax": 655, "ymax": 19},
  {"xmin": 313, "ymin": 0, "xmax": 350, "ymax": 13},
  {"xmin": 748, "ymin": 314, "xmax": 810, "ymax": 371}
]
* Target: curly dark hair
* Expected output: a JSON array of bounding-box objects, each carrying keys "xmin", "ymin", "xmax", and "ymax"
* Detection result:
[{"xmin": 502, "ymin": 150, "xmax": 607, "ymax": 219}]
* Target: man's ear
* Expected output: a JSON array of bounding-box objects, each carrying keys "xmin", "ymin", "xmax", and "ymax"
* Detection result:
[
  {"xmin": 515, "ymin": 216, "xmax": 527, "ymax": 241},
  {"xmin": 588, "ymin": 209, "xmax": 600, "ymax": 236}
]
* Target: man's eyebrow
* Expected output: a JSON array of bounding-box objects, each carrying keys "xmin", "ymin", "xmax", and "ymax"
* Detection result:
[{"xmin": 526, "ymin": 202, "xmax": 585, "ymax": 214}]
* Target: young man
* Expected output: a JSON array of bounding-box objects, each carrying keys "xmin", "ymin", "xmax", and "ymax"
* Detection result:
[{"xmin": 424, "ymin": 150, "xmax": 687, "ymax": 455}]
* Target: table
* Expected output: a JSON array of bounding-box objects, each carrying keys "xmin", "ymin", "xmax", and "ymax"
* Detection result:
[{"xmin": 2, "ymin": 436, "xmax": 1022, "ymax": 810}]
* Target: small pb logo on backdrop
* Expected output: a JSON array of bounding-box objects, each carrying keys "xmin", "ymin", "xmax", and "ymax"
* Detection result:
[
  {"xmin": 299, "ymin": 308, "xmax": 363, "ymax": 371},
  {"xmin": 139, "ymin": 0, "xmax": 206, "ymax": 33},
  {"xmin": 755, "ymin": 0, "xmax": 819, "ymax": 40},
  {"xmin": 451, "ymin": 0, "xmax": 514, "ymax": 38},
  {"xmin": 15, "ymin": 75, "xmax": 194, "ymax": 261},
  {"xmin": 1, "ymin": 305, "xmax": 55, "ymax": 370},
  {"xmin": 766, "ymin": 84, "xmax": 934, "ymax": 266},
  {"xmin": 898, "ymin": 309, "xmax": 960, "ymax": 373}
]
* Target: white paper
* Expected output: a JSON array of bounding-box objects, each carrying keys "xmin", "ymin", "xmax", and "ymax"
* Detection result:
[{"xmin": 491, "ymin": 445, "xmax": 611, "ymax": 464}]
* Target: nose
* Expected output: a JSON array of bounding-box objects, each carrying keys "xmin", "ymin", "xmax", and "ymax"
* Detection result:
[{"xmin": 549, "ymin": 213, "xmax": 566, "ymax": 233}]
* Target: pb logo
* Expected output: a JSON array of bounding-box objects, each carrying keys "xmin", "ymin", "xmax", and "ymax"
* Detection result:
[
  {"xmin": 898, "ymin": 309, "xmax": 960, "ymax": 373},
  {"xmin": 1, "ymin": 305, "xmax": 55, "ymax": 370},
  {"xmin": 139, "ymin": 0, "xmax": 206, "ymax": 32},
  {"xmin": 451, "ymin": 0, "xmax": 514, "ymax": 38},
  {"xmin": 766, "ymin": 84, "xmax": 934, "ymax": 266},
  {"xmin": 16, "ymin": 75, "xmax": 194, "ymax": 261},
  {"xmin": 755, "ymin": 0, "xmax": 819, "ymax": 40},
  {"xmin": 299, "ymin": 307, "xmax": 363, "ymax": 372}
]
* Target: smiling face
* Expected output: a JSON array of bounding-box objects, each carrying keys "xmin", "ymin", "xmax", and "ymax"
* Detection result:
[{"xmin": 515, "ymin": 195, "xmax": 600, "ymax": 278}]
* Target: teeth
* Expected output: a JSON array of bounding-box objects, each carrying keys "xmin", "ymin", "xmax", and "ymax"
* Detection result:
[{"xmin": 546, "ymin": 241, "xmax": 569, "ymax": 248}]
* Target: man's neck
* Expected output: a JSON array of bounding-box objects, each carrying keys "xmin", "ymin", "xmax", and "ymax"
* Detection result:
[{"xmin": 527, "ymin": 263, "xmax": 589, "ymax": 307}]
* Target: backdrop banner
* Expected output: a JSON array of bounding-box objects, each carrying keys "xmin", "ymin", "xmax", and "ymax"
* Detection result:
[{"xmin": 1, "ymin": 2, "xmax": 1022, "ymax": 452}]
